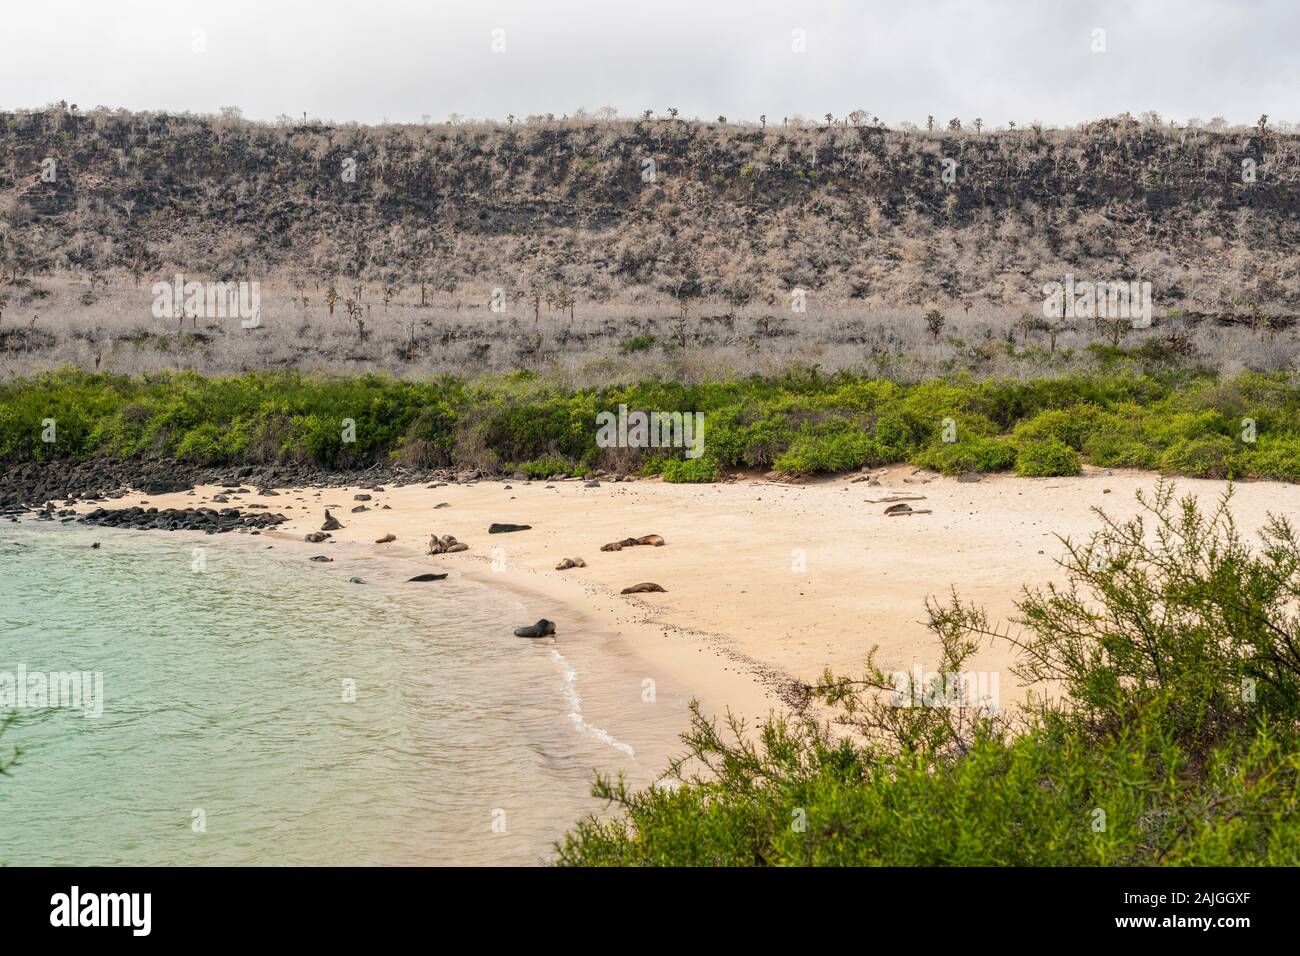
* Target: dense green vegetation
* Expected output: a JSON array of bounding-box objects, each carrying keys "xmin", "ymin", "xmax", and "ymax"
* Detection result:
[
  {"xmin": 3, "ymin": 364, "xmax": 1300, "ymax": 481},
  {"xmin": 557, "ymin": 484, "xmax": 1300, "ymax": 865}
]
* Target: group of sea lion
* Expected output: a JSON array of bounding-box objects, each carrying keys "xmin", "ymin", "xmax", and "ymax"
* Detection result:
[
  {"xmin": 427, "ymin": 533, "xmax": 469, "ymax": 554},
  {"xmin": 600, "ymin": 533, "xmax": 665, "ymax": 551}
]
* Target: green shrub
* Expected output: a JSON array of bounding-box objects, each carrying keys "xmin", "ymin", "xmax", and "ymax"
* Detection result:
[
  {"xmin": 660, "ymin": 456, "xmax": 720, "ymax": 483},
  {"xmin": 1011, "ymin": 404, "xmax": 1104, "ymax": 450},
  {"xmin": 619, "ymin": 334, "xmax": 657, "ymax": 354},
  {"xmin": 911, "ymin": 435, "xmax": 1017, "ymax": 475},
  {"xmin": 1159, "ymin": 434, "xmax": 1241, "ymax": 478},
  {"xmin": 773, "ymin": 427, "xmax": 881, "ymax": 475},
  {"xmin": 1245, "ymin": 436, "xmax": 1300, "ymax": 482},
  {"xmin": 518, "ymin": 454, "xmax": 577, "ymax": 478},
  {"xmin": 1015, "ymin": 438, "xmax": 1082, "ymax": 477}
]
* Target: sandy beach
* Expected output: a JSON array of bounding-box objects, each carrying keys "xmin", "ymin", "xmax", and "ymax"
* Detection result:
[{"xmin": 70, "ymin": 466, "xmax": 1300, "ymax": 730}]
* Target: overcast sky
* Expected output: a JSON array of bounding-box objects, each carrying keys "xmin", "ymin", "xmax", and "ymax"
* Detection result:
[{"xmin": 1, "ymin": 0, "xmax": 1294, "ymax": 127}]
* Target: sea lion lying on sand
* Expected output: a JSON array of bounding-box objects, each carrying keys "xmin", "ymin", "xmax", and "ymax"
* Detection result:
[
  {"xmin": 428, "ymin": 534, "xmax": 469, "ymax": 555},
  {"xmin": 621, "ymin": 582, "xmax": 667, "ymax": 594},
  {"xmin": 375, "ymin": 533, "xmax": 396, "ymax": 543},
  {"xmin": 407, "ymin": 572, "xmax": 448, "ymax": 582},
  {"xmin": 305, "ymin": 531, "xmax": 330, "ymax": 543},
  {"xmin": 601, "ymin": 534, "xmax": 666, "ymax": 552},
  {"xmin": 488, "ymin": 522, "xmax": 532, "ymax": 534},
  {"xmin": 514, "ymin": 619, "xmax": 556, "ymax": 637},
  {"xmin": 555, "ymin": 557, "xmax": 587, "ymax": 570}
]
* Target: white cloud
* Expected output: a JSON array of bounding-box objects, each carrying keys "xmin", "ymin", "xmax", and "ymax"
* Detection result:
[{"xmin": 0, "ymin": 0, "xmax": 1294, "ymax": 126}]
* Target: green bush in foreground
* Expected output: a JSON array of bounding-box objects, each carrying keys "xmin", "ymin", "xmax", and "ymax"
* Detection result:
[{"xmin": 557, "ymin": 483, "xmax": 1300, "ymax": 865}]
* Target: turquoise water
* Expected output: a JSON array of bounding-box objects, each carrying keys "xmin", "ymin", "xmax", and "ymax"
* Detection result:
[{"xmin": 0, "ymin": 522, "xmax": 676, "ymax": 865}]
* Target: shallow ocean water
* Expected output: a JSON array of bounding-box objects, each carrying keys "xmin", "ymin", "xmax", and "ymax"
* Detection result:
[{"xmin": 0, "ymin": 522, "xmax": 685, "ymax": 865}]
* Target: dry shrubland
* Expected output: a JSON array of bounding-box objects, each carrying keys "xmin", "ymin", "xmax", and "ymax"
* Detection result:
[{"xmin": 1, "ymin": 106, "xmax": 1298, "ymax": 379}]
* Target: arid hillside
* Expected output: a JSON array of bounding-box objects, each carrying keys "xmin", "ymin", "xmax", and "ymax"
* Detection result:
[
  {"xmin": 2, "ymin": 108, "xmax": 1299, "ymax": 380},
  {"xmin": 3, "ymin": 107, "xmax": 1299, "ymax": 312}
]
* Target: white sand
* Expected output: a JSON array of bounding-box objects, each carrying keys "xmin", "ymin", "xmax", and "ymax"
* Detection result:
[{"xmin": 81, "ymin": 466, "xmax": 1300, "ymax": 727}]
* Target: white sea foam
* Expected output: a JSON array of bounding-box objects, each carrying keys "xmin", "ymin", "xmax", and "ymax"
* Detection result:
[{"xmin": 550, "ymin": 648, "xmax": 636, "ymax": 760}]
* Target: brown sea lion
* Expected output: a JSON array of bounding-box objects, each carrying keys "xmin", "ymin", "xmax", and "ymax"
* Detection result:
[
  {"xmin": 621, "ymin": 582, "xmax": 667, "ymax": 594},
  {"xmin": 637, "ymin": 534, "xmax": 665, "ymax": 546},
  {"xmin": 514, "ymin": 619, "xmax": 556, "ymax": 637},
  {"xmin": 407, "ymin": 572, "xmax": 448, "ymax": 582},
  {"xmin": 375, "ymin": 533, "xmax": 396, "ymax": 543},
  {"xmin": 555, "ymin": 557, "xmax": 587, "ymax": 570}
]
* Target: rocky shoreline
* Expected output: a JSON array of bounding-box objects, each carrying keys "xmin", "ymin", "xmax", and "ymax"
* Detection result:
[{"xmin": 0, "ymin": 458, "xmax": 636, "ymax": 530}]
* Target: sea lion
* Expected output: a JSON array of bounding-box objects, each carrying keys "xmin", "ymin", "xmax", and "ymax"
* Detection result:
[
  {"xmin": 514, "ymin": 619, "xmax": 556, "ymax": 637},
  {"xmin": 310, "ymin": 555, "xmax": 333, "ymax": 563},
  {"xmin": 621, "ymin": 582, "xmax": 667, "ymax": 594},
  {"xmin": 555, "ymin": 557, "xmax": 587, "ymax": 570},
  {"xmin": 407, "ymin": 572, "xmax": 448, "ymax": 582},
  {"xmin": 304, "ymin": 531, "xmax": 331, "ymax": 543},
  {"xmin": 637, "ymin": 534, "xmax": 665, "ymax": 546},
  {"xmin": 488, "ymin": 522, "xmax": 532, "ymax": 534},
  {"xmin": 443, "ymin": 542, "xmax": 468, "ymax": 553},
  {"xmin": 348, "ymin": 576, "xmax": 365, "ymax": 584},
  {"xmin": 600, "ymin": 541, "xmax": 624, "ymax": 552},
  {"xmin": 375, "ymin": 533, "xmax": 396, "ymax": 543},
  {"xmin": 321, "ymin": 509, "xmax": 341, "ymax": 531}
]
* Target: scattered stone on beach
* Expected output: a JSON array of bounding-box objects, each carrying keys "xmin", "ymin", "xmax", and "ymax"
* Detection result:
[
  {"xmin": 212, "ymin": 494, "xmax": 229, "ymax": 503},
  {"xmin": 305, "ymin": 531, "xmax": 331, "ymax": 543},
  {"xmin": 321, "ymin": 510, "xmax": 341, "ymax": 531},
  {"xmin": 583, "ymin": 480, "xmax": 600, "ymax": 488},
  {"xmin": 956, "ymin": 471, "xmax": 984, "ymax": 483},
  {"xmin": 434, "ymin": 502, "xmax": 450, "ymax": 509},
  {"xmin": 351, "ymin": 505, "xmax": 369, "ymax": 513},
  {"xmin": 488, "ymin": 522, "xmax": 531, "ymax": 534},
  {"xmin": 258, "ymin": 488, "xmax": 279, "ymax": 496},
  {"xmin": 375, "ymin": 533, "xmax": 396, "ymax": 543},
  {"xmin": 514, "ymin": 619, "xmax": 556, "ymax": 638},
  {"xmin": 621, "ymin": 582, "xmax": 667, "ymax": 594},
  {"xmin": 381, "ymin": 504, "xmax": 391, "ymax": 509},
  {"xmin": 555, "ymin": 557, "xmax": 587, "ymax": 570},
  {"xmin": 354, "ymin": 494, "xmax": 372, "ymax": 501},
  {"xmin": 310, "ymin": 555, "xmax": 333, "ymax": 562},
  {"xmin": 407, "ymin": 572, "xmax": 448, "ymax": 582}
]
